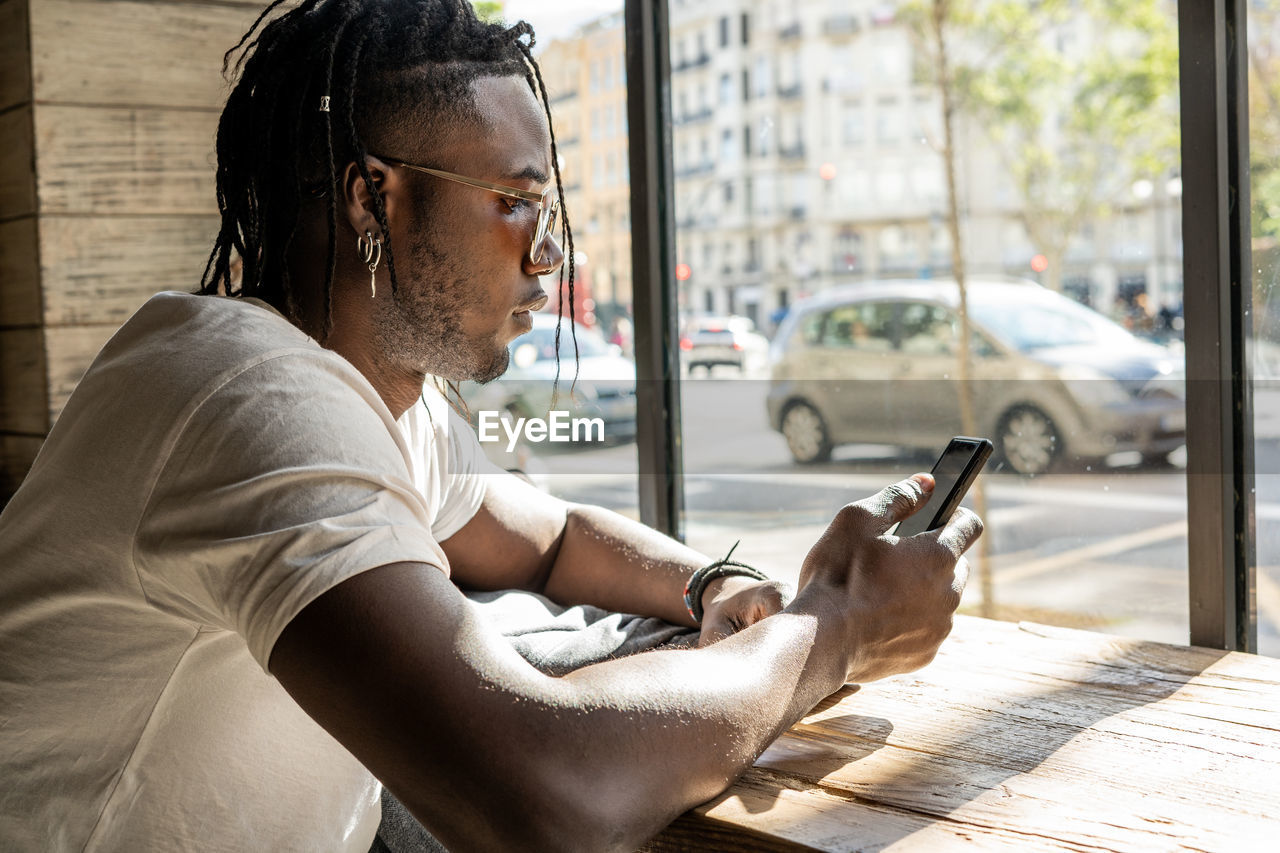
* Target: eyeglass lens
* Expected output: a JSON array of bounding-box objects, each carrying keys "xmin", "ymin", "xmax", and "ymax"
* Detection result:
[{"xmin": 532, "ymin": 189, "xmax": 560, "ymax": 262}]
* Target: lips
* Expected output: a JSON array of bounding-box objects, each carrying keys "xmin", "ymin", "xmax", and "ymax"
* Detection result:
[{"xmin": 514, "ymin": 293, "xmax": 549, "ymax": 314}]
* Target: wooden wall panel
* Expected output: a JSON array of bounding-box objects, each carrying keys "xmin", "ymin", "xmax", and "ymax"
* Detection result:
[
  {"xmin": 29, "ymin": 0, "xmax": 262, "ymax": 109},
  {"xmin": 39, "ymin": 215, "xmax": 218, "ymax": 325},
  {"xmin": 0, "ymin": 0, "xmax": 32, "ymax": 113},
  {"xmin": 0, "ymin": 327, "xmax": 47, "ymax": 433},
  {"xmin": 1, "ymin": 433, "xmax": 43, "ymax": 500},
  {"xmin": 0, "ymin": 105, "xmax": 36, "ymax": 219},
  {"xmin": 34, "ymin": 105, "xmax": 218, "ymax": 215},
  {"xmin": 0, "ymin": 216, "xmax": 41, "ymax": 327},
  {"xmin": 45, "ymin": 324, "xmax": 117, "ymax": 424}
]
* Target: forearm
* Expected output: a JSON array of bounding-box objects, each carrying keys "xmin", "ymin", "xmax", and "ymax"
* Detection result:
[
  {"xmin": 541, "ymin": 502, "xmax": 713, "ymax": 625},
  {"xmin": 409, "ymin": 585, "xmax": 849, "ymax": 850}
]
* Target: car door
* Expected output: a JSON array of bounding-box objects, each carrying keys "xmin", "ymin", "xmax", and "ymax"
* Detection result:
[
  {"xmin": 817, "ymin": 301, "xmax": 900, "ymax": 444},
  {"xmin": 894, "ymin": 301, "xmax": 1006, "ymax": 448}
]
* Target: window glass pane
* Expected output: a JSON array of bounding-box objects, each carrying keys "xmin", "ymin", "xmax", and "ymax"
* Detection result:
[
  {"xmin": 462, "ymin": 2, "xmax": 636, "ymax": 515},
  {"xmin": 670, "ymin": 0, "xmax": 1189, "ymax": 644},
  {"xmin": 1248, "ymin": 0, "xmax": 1280, "ymax": 656}
]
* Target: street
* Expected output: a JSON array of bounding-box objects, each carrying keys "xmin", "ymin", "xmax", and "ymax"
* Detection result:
[{"xmin": 497, "ymin": 371, "xmax": 1280, "ymax": 656}]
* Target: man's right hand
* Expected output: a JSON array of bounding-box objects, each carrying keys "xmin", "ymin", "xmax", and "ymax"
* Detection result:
[{"xmin": 796, "ymin": 473, "xmax": 983, "ymax": 685}]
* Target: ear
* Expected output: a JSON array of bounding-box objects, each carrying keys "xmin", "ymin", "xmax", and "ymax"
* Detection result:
[{"xmin": 340, "ymin": 154, "xmax": 402, "ymax": 238}]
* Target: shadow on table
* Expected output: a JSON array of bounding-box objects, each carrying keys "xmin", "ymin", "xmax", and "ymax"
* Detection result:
[{"xmin": 656, "ymin": 623, "xmax": 1232, "ymax": 850}]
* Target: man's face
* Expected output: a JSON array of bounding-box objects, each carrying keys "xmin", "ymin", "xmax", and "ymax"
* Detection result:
[{"xmin": 372, "ymin": 75, "xmax": 560, "ymax": 383}]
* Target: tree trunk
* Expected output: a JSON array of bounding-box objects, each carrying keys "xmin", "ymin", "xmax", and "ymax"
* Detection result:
[{"xmin": 931, "ymin": 0, "xmax": 994, "ymax": 618}]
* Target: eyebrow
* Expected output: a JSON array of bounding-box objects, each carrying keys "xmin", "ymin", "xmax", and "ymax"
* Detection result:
[{"xmin": 506, "ymin": 164, "xmax": 550, "ymax": 185}]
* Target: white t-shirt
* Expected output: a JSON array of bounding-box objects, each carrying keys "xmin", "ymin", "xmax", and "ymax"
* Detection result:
[{"xmin": 0, "ymin": 292, "xmax": 493, "ymax": 852}]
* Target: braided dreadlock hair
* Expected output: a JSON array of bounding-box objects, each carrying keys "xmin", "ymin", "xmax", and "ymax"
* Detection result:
[{"xmin": 197, "ymin": 0, "xmax": 576, "ymax": 352}]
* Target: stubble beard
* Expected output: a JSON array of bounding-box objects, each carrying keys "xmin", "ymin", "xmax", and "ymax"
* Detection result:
[{"xmin": 372, "ymin": 231, "xmax": 510, "ymax": 383}]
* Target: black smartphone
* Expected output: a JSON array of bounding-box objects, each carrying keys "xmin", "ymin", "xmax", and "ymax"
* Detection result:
[{"xmin": 894, "ymin": 436, "xmax": 993, "ymax": 537}]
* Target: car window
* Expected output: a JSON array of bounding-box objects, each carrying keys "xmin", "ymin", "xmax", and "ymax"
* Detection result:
[
  {"xmin": 969, "ymin": 293, "xmax": 1136, "ymax": 351},
  {"xmin": 693, "ymin": 329, "xmax": 735, "ymax": 343},
  {"xmin": 796, "ymin": 311, "xmax": 824, "ymax": 346},
  {"xmin": 898, "ymin": 302, "xmax": 1002, "ymax": 358},
  {"xmin": 899, "ymin": 302, "xmax": 956, "ymax": 356},
  {"xmin": 820, "ymin": 303, "xmax": 895, "ymax": 351},
  {"xmin": 514, "ymin": 323, "xmax": 612, "ymax": 360}
]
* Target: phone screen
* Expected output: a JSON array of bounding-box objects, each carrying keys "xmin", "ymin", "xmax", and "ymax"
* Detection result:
[{"xmin": 895, "ymin": 437, "xmax": 993, "ymax": 537}]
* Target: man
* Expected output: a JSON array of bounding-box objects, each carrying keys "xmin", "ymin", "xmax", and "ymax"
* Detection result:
[{"xmin": 0, "ymin": 1, "xmax": 981, "ymax": 850}]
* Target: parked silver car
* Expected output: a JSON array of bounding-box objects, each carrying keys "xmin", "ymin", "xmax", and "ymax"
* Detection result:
[
  {"xmin": 766, "ymin": 279, "xmax": 1185, "ymax": 475},
  {"xmin": 680, "ymin": 315, "xmax": 769, "ymax": 373},
  {"xmin": 462, "ymin": 312, "xmax": 637, "ymax": 444}
]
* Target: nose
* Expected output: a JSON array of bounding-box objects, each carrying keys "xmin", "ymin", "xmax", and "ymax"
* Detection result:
[{"xmin": 525, "ymin": 230, "xmax": 564, "ymax": 276}]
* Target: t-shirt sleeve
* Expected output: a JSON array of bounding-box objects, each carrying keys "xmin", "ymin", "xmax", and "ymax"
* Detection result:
[
  {"xmin": 428, "ymin": 402, "xmax": 505, "ymax": 541},
  {"xmin": 133, "ymin": 353, "xmax": 446, "ymax": 671}
]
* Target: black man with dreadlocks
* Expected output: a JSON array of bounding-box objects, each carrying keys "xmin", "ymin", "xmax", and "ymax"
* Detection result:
[{"xmin": 0, "ymin": 1, "xmax": 982, "ymax": 850}]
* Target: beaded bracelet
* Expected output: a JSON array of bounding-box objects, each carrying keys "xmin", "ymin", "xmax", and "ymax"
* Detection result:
[{"xmin": 682, "ymin": 541, "xmax": 769, "ymax": 624}]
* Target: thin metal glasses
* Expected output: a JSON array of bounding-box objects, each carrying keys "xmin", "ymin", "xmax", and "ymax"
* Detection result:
[{"xmin": 383, "ymin": 158, "xmax": 561, "ymax": 263}]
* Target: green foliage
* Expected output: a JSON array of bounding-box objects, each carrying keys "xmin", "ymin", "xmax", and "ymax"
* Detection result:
[
  {"xmin": 472, "ymin": 1, "xmax": 503, "ymax": 24},
  {"xmin": 1250, "ymin": 0, "xmax": 1280, "ymax": 244},
  {"xmin": 904, "ymin": 0, "xmax": 1180, "ymax": 289}
]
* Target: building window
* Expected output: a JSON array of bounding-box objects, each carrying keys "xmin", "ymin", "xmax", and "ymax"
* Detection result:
[{"xmin": 719, "ymin": 16, "xmax": 730, "ymax": 48}]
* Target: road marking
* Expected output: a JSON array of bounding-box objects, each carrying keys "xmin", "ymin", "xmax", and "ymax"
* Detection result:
[{"xmin": 992, "ymin": 520, "xmax": 1188, "ymax": 584}]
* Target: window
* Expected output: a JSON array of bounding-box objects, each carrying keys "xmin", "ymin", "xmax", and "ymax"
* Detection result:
[
  {"xmin": 719, "ymin": 16, "xmax": 730, "ymax": 48},
  {"xmin": 1248, "ymin": 1, "xmax": 1279, "ymax": 655},
  {"xmin": 631, "ymin": 0, "xmax": 1271, "ymax": 654},
  {"xmin": 459, "ymin": 5, "xmax": 636, "ymax": 516},
  {"xmin": 821, "ymin": 303, "xmax": 895, "ymax": 351},
  {"xmin": 843, "ymin": 103, "xmax": 865, "ymax": 146}
]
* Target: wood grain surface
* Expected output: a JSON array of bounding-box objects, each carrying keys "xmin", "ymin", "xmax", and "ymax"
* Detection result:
[
  {"xmin": 39, "ymin": 215, "xmax": 218, "ymax": 325},
  {"xmin": 29, "ymin": 0, "xmax": 261, "ymax": 110},
  {"xmin": 645, "ymin": 616, "xmax": 1280, "ymax": 851},
  {"xmin": 0, "ymin": 216, "xmax": 40, "ymax": 327},
  {"xmin": 0, "ymin": 0, "xmax": 32, "ymax": 114}
]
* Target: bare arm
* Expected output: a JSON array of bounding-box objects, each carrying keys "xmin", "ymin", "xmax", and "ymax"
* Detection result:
[
  {"xmin": 443, "ymin": 471, "xmax": 780, "ymax": 627},
  {"xmin": 270, "ymin": 476, "xmax": 981, "ymax": 851}
]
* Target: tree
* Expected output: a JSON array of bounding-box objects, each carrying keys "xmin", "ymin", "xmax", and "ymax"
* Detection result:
[
  {"xmin": 910, "ymin": 0, "xmax": 1179, "ymax": 294},
  {"xmin": 898, "ymin": 0, "xmax": 994, "ymax": 616},
  {"xmin": 1250, "ymin": 0, "xmax": 1280, "ymax": 245},
  {"xmin": 472, "ymin": 1, "xmax": 503, "ymax": 24}
]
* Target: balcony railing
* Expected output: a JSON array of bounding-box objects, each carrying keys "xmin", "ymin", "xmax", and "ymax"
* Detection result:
[
  {"xmin": 779, "ymin": 142, "xmax": 806, "ymax": 160},
  {"xmin": 672, "ymin": 53, "xmax": 712, "ymax": 73},
  {"xmin": 776, "ymin": 83, "xmax": 803, "ymax": 100},
  {"xmin": 674, "ymin": 161, "xmax": 716, "ymax": 178},
  {"xmin": 675, "ymin": 107, "xmax": 714, "ymax": 126},
  {"xmin": 823, "ymin": 16, "xmax": 861, "ymax": 37}
]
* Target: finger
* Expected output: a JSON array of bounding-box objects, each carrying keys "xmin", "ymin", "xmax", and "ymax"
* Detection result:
[
  {"xmin": 934, "ymin": 507, "xmax": 984, "ymax": 558},
  {"xmin": 862, "ymin": 473, "xmax": 934, "ymax": 530},
  {"xmin": 951, "ymin": 555, "xmax": 971, "ymax": 597},
  {"xmin": 697, "ymin": 615, "xmax": 734, "ymax": 648}
]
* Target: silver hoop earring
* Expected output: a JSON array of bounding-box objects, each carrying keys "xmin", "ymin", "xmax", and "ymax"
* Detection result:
[{"xmin": 357, "ymin": 229, "xmax": 383, "ymax": 298}]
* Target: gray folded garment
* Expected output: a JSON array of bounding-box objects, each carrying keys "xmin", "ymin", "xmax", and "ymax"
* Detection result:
[
  {"xmin": 465, "ymin": 587, "xmax": 700, "ymax": 675},
  {"xmin": 371, "ymin": 589, "xmax": 699, "ymax": 853}
]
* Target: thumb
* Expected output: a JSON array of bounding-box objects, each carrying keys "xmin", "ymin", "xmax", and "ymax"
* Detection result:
[{"xmin": 867, "ymin": 473, "xmax": 934, "ymax": 530}]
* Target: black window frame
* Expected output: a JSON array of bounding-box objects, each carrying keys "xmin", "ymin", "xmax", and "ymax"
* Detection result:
[{"xmin": 624, "ymin": 0, "xmax": 1258, "ymax": 651}]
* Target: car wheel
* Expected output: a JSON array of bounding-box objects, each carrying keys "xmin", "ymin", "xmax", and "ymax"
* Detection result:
[
  {"xmin": 781, "ymin": 402, "xmax": 833, "ymax": 464},
  {"xmin": 997, "ymin": 406, "xmax": 1060, "ymax": 476},
  {"xmin": 1141, "ymin": 450, "xmax": 1173, "ymax": 468}
]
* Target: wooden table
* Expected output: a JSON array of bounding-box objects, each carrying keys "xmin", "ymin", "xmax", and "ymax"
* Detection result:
[{"xmin": 647, "ymin": 616, "xmax": 1280, "ymax": 851}]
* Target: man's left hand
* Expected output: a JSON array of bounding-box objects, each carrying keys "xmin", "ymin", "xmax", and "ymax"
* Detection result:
[{"xmin": 698, "ymin": 575, "xmax": 792, "ymax": 647}]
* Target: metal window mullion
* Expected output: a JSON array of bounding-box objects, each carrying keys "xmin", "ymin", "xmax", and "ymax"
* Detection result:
[
  {"xmin": 1179, "ymin": 0, "xmax": 1257, "ymax": 651},
  {"xmin": 625, "ymin": 0, "xmax": 685, "ymax": 540}
]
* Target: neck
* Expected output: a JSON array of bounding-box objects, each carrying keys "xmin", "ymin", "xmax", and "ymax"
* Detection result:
[{"xmin": 321, "ymin": 316, "xmax": 425, "ymax": 420}]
